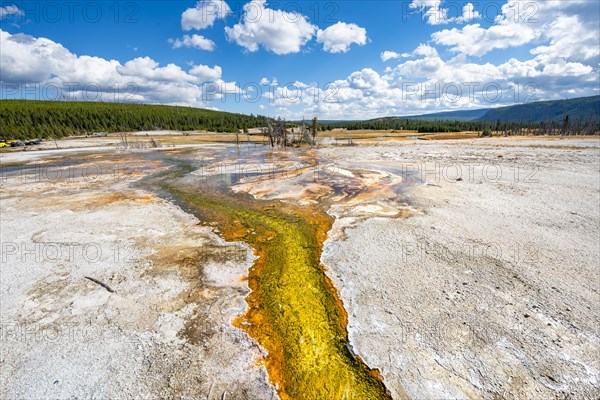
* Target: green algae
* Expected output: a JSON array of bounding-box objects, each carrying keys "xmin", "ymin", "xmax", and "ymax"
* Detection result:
[{"xmin": 161, "ymin": 182, "xmax": 395, "ymax": 400}]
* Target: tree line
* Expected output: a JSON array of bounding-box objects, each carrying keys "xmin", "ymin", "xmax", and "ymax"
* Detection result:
[
  {"xmin": 1, "ymin": 100, "xmax": 597, "ymax": 140},
  {"xmin": 0, "ymin": 100, "xmax": 271, "ymax": 140},
  {"xmin": 339, "ymin": 118, "xmax": 479, "ymax": 132},
  {"xmin": 338, "ymin": 116, "xmax": 599, "ymax": 135}
]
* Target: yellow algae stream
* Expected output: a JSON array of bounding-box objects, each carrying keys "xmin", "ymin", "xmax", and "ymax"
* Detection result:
[{"xmin": 161, "ymin": 180, "xmax": 395, "ymax": 400}]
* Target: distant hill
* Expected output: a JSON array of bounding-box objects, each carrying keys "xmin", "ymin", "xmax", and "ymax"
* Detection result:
[
  {"xmin": 479, "ymin": 96, "xmax": 600, "ymax": 123},
  {"xmin": 314, "ymin": 96, "xmax": 600, "ymax": 126},
  {"xmin": 403, "ymin": 108, "xmax": 490, "ymax": 122},
  {"xmin": 0, "ymin": 100, "xmax": 271, "ymax": 139},
  {"xmin": 332, "ymin": 96, "xmax": 600, "ymax": 134},
  {"xmin": 393, "ymin": 96, "xmax": 599, "ymax": 123}
]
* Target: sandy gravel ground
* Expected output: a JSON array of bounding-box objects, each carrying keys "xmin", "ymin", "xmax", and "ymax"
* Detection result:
[
  {"xmin": 0, "ymin": 154, "xmax": 275, "ymax": 399},
  {"xmin": 319, "ymin": 138, "xmax": 600, "ymax": 399}
]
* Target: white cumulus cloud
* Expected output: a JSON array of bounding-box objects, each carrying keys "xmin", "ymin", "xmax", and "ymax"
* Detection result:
[
  {"xmin": 189, "ymin": 64, "xmax": 222, "ymax": 81},
  {"xmin": 0, "ymin": 29, "xmax": 229, "ymax": 106},
  {"xmin": 182, "ymin": 0, "xmax": 231, "ymax": 31},
  {"xmin": 169, "ymin": 34, "xmax": 216, "ymax": 51},
  {"xmin": 381, "ymin": 51, "xmax": 401, "ymax": 62},
  {"xmin": 455, "ymin": 3, "xmax": 480, "ymax": 23},
  {"xmin": 381, "ymin": 50, "xmax": 412, "ymax": 62},
  {"xmin": 0, "ymin": 4, "xmax": 22, "ymax": 18},
  {"xmin": 431, "ymin": 0, "xmax": 599, "ymax": 59},
  {"xmin": 432, "ymin": 22, "xmax": 536, "ymax": 57},
  {"xmin": 530, "ymin": 15, "xmax": 600, "ymax": 64},
  {"xmin": 225, "ymin": 0, "xmax": 316, "ymax": 55},
  {"xmin": 260, "ymin": 77, "xmax": 279, "ymax": 86},
  {"xmin": 316, "ymin": 22, "xmax": 367, "ymax": 53},
  {"xmin": 409, "ymin": 0, "xmax": 479, "ymax": 25}
]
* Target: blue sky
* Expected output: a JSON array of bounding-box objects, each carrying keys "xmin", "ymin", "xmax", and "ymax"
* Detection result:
[{"xmin": 1, "ymin": 1, "xmax": 599, "ymax": 119}]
